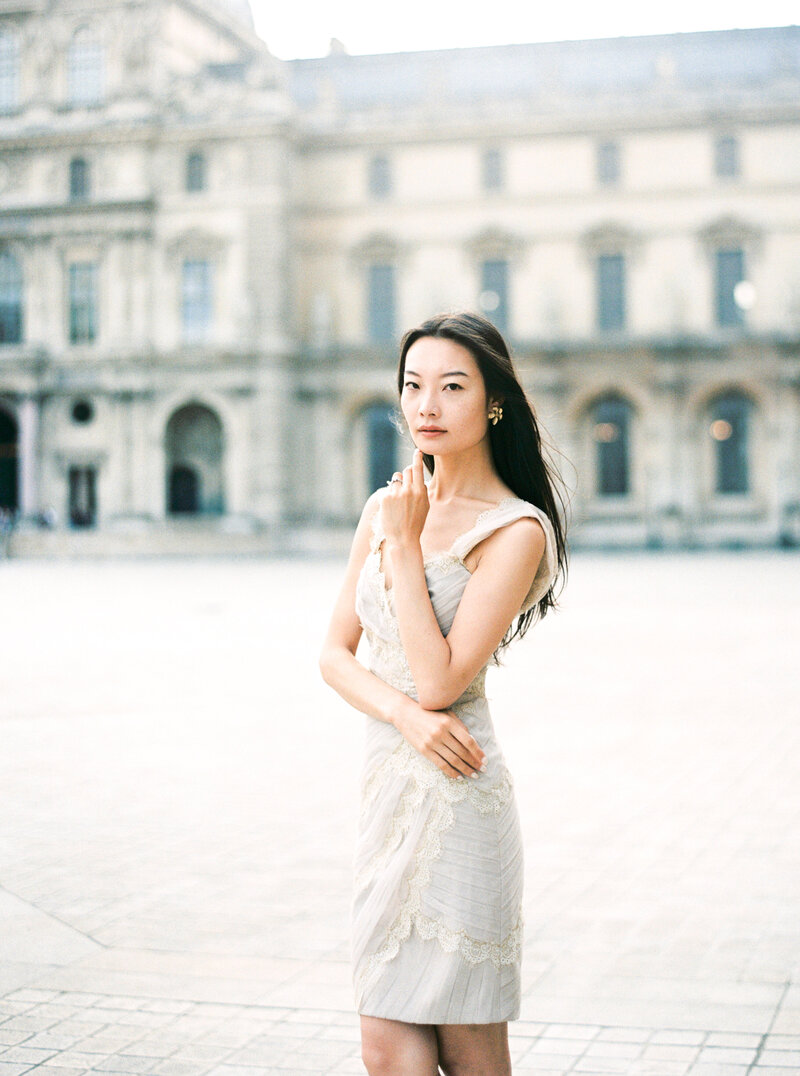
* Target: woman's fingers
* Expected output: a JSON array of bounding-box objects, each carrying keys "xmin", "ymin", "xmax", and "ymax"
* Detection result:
[{"xmin": 445, "ymin": 718, "xmax": 486, "ymax": 772}]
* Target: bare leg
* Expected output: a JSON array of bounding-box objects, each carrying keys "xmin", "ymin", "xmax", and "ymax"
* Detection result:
[
  {"xmin": 360, "ymin": 1015, "xmax": 439, "ymax": 1076},
  {"xmin": 436, "ymin": 1022, "xmax": 512, "ymax": 1076}
]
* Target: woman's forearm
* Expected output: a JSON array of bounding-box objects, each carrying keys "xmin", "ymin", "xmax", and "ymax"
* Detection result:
[
  {"xmin": 385, "ymin": 540, "xmax": 457, "ymax": 709},
  {"xmin": 319, "ymin": 643, "xmax": 414, "ymax": 728}
]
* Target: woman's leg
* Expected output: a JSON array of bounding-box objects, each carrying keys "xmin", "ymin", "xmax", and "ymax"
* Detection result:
[
  {"xmin": 436, "ymin": 1022, "xmax": 512, "ymax": 1076},
  {"xmin": 360, "ymin": 1015, "xmax": 439, "ymax": 1076}
]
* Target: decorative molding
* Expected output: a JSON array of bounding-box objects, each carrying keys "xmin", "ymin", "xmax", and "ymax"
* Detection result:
[
  {"xmin": 350, "ymin": 232, "xmax": 400, "ymax": 266},
  {"xmin": 697, "ymin": 215, "xmax": 764, "ymax": 253},
  {"xmin": 464, "ymin": 226, "xmax": 524, "ymax": 263},
  {"xmin": 581, "ymin": 221, "xmax": 642, "ymax": 257}
]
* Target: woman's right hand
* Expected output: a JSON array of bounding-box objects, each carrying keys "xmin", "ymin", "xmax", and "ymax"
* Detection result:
[{"xmin": 393, "ymin": 700, "xmax": 486, "ymax": 779}]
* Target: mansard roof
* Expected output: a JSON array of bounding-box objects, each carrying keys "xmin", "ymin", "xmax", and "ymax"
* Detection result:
[{"xmin": 289, "ymin": 25, "xmax": 800, "ymax": 119}]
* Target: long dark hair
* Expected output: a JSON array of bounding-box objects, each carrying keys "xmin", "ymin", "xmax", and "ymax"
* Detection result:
[{"xmin": 398, "ymin": 311, "xmax": 569, "ymax": 644}]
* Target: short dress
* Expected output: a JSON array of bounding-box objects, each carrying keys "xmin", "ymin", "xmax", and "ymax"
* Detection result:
[{"xmin": 352, "ymin": 493, "xmax": 558, "ymax": 1025}]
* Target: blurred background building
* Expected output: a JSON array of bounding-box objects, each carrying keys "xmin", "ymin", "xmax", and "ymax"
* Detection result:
[{"xmin": 1, "ymin": 0, "xmax": 799, "ymax": 553}]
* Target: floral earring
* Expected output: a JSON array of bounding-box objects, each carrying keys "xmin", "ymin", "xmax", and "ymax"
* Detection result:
[{"xmin": 488, "ymin": 403, "xmax": 503, "ymax": 426}]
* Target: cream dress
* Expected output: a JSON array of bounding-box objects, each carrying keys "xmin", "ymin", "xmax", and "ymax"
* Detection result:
[{"xmin": 352, "ymin": 492, "xmax": 558, "ymax": 1025}]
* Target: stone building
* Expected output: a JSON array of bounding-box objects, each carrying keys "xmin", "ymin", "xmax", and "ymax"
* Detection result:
[{"xmin": 1, "ymin": 2, "xmax": 799, "ymax": 552}]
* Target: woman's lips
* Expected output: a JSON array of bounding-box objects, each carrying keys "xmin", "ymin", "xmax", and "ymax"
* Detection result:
[{"xmin": 418, "ymin": 428, "xmax": 445, "ymax": 435}]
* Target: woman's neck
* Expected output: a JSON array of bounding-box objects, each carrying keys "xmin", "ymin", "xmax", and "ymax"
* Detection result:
[{"xmin": 426, "ymin": 441, "xmax": 504, "ymax": 505}]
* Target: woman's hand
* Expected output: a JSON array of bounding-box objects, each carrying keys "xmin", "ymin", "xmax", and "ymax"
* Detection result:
[
  {"xmin": 382, "ymin": 449, "xmax": 429, "ymax": 549},
  {"xmin": 393, "ymin": 697, "xmax": 486, "ymax": 779}
]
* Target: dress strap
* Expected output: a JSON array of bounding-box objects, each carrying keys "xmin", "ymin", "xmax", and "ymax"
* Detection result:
[
  {"xmin": 368, "ymin": 487, "xmax": 389, "ymax": 553},
  {"xmin": 451, "ymin": 497, "xmax": 558, "ymax": 612}
]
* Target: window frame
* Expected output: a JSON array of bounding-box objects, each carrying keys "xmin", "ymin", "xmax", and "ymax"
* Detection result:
[
  {"xmin": 0, "ymin": 29, "xmax": 19, "ymax": 114},
  {"xmin": 366, "ymin": 262, "xmax": 396, "ymax": 344},
  {"xmin": 67, "ymin": 28, "xmax": 104, "ymax": 108},
  {"xmin": 368, "ymin": 154, "xmax": 392, "ymax": 200},
  {"xmin": 68, "ymin": 261, "xmax": 99, "ymax": 344},
  {"xmin": 596, "ymin": 252, "xmax": 626, "ymax": 333},
  {"xmin": 0, "ymin": 249, "xmax": 23, "ymax": 345},
  {"xmin": 69, "ymin": 157, "xmax": 91, "ymax": 201},
  {"xmin": 181, "ymin": 258, "xmax": 214, "ymax": 344}
]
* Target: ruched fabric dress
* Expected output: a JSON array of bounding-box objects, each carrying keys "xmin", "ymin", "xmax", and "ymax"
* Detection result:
[{"xmin": 352, "ymin": 493, "xmax": 558, "ymax": 1025}]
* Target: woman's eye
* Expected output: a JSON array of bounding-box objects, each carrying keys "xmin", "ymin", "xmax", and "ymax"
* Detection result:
[
  {"xmin": 403, "ymin": 381, "xmax": 419, "ymax": 390},
  {"xmin": 444, "ymin": 383, "xmax": 463, "ymax": 391}
]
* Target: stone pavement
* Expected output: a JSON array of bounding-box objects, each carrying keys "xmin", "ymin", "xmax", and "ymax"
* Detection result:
[{"xmin": 1, "ymin": 551, "xmax": 799, "ymax": 1075}]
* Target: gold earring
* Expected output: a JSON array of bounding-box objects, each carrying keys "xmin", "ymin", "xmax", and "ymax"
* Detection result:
[{"xmin": 488, "ymin": 403, "xmax": 503, "ymax": 426}]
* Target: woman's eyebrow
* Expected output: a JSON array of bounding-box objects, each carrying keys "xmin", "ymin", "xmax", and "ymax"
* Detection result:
[{"xmin": 404, "ymin": 370, "xmax": 469, "ymax": 378}]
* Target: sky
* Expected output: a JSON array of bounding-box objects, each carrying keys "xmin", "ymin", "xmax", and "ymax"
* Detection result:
[{"xmin": 249, "ymin": 0, "xmax": 798, "ymax": 60}]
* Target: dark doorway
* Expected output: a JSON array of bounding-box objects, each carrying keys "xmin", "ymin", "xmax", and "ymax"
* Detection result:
[
  {"xmin": 0, "ymin": 408, "xmax": 18, "ymax": 511},
  {"xmin": 169, "ymin": 464, "xmax": 200, "ymax": 514},
  {"xmin": 68, "ymin": 466, "xmax": 97, "ymax": 527}
]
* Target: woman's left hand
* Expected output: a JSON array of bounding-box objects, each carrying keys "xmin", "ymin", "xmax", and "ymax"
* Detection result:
[{"xmin": 382, "ymin": 449, "xmax": 429, "ymax": 548}]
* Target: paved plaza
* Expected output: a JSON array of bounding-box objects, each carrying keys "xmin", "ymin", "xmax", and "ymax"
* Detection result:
[{"xmin": 1, "ymin": 550, "xmax": 799, "ymax": 1075}]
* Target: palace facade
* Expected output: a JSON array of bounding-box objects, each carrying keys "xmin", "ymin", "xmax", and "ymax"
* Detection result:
[{"xmin": 1, "ymin": 1, "xmax": 799, "ymax": 551}]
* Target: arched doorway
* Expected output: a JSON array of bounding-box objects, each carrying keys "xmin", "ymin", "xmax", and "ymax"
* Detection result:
[
  {"xmin": 165, "ymin": 403, "xmax": 224, "ymax": 516},
  {"xmin": 0, "ymin": 407, "xmax": 18, "ymax": 511},
  {"xmin": 708, "ymin": 390, "xmax": 753, "ymax": 495},
  {"xmin": 591, "ymin": 394, "xmax": 633, "ymax": 496},
  {"xmin": 364, "ymin": 401, "xmax": 398, "ymax": 494}
]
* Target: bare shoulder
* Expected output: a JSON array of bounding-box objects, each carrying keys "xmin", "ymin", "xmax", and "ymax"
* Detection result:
[{"xmin": 473, "ymin": 515, "xmax": 546, "ymax": 573}]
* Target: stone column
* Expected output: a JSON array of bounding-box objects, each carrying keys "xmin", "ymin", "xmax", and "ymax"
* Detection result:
[{"xmin": 17, "ymin": 395, "xmax": 39, "ymax": 523}]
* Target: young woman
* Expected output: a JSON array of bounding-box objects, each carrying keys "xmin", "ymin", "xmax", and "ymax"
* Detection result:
[{"xmin": 320, "ymin": 312, "xmax": 568, "ymax": 1075}]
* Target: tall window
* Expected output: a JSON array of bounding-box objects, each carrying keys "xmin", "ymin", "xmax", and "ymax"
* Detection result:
[
  {"xmin": 715, "ymin": 135, "xmax": 740, "ymax": 179},
  {"xmin": 482, "ymin": 148, "xmax": 504, "ymax": 191},
  {"xmin": 68, "ymin": 29, "xmax": 104, "ymax": 107},
  {"xmin": 368, "ymin": 155, "xmax": 391, "ymax": 199},
  {"xmin": 596, "ymin": 253, "xmax": 626, "ymax": 332},
  {"xmin": 593, "ymin": 395, "xmax": 632, "ymax": 496},
  {"xmin": 480, "ymin": 259, "xmax": 509, "ymax": 334},
  {"xmin": 0, "ymin": 30, "xmax": 19, "ymax": 114},
  {"xmin": 186, "ymin": 151, "xmax": 206, "ymax": 193},
  {"xmin": 710, "ymin": 392, "xmax": 751, "ymax": 495},
  {"xmin": 597, "ymin": 141, "xmax": 620, "ymax": 185},
  {"xmin": 0, "ymin": 251, "xmax": 23, "ymax": 344},
  {"xmin": 68, "ymin": 262, "xmax": 98, "ymax": 343},
  {"xmin": 367, "ymin": 264, "xmax": 395, "ymax": 343},
  {"xmin": 182, "ymin": 259, "xmax": 214, "ymax": 343},
  {"xmin": 69, "ymin": 157, "xmax": 90, "ymax": 201},
  {"xmin": 715, "ymin": 248, "xmax": 746, "ymax": 328}
]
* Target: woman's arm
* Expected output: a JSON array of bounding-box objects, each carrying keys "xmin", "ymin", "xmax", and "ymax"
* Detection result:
[
  {"xmin": 319, "ymin": 492, "xmax": 486, "ymax": 779},
  {"xmin": 384, "ymin": 454, "xmax": 546, "ymax": 711}
]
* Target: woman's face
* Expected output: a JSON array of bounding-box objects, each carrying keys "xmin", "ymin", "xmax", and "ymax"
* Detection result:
[{"xmin": 400, "ymin": 336, "xmax": 492, "ymax": 457}]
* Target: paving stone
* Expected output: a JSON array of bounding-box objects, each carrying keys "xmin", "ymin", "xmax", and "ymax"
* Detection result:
[{"xmin": 1, "ymin": 557, "xmax": 799, "ymax": 1074}]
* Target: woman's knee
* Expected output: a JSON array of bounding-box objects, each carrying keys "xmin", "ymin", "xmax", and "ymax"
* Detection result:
[{"xmin": 360, "ymin": 1017, "xmax": 437, "ymax": 1076}]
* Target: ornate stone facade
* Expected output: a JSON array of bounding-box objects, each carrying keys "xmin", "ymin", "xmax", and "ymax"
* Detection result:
[{"xmin": 0, "ymin": 3, "xmax": 798, "ymax": 550}]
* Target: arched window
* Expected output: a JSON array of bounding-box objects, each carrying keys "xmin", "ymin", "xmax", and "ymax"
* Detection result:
[
  {"xmin": 68, "ymin": 28, "xmax": 104, "ymax": 107},
  {"xmin": 592, "ymin": 395, "xmax": 632, "ymax": 496},
  {"xmin": 709, "ymin": 391, "xmax": 752, "ymax": 495},
  {"xmin": 186, "ymin": 152, "xmax": 206, "ymax": 192},
  {"xmin": 0, "ymin": 251, "xmax": 23, "ymax": 345},
  {"xmin": 0, "ymin": 30, "xmax": 19, "ymax": 114},
  {"xmin": 364, "ymin": 402, "xmax": 398, "ymax": 493},
  {"xmin": 69, "ymin": 157, "xmax": 90, "ymax": 200}
]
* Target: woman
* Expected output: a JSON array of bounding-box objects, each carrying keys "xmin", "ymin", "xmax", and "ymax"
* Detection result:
[{"xmin": 320, "ymin": 312, "xmax": 568, "ymax": 1075}]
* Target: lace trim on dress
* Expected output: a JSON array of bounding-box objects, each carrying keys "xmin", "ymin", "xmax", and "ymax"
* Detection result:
[
  {"xmin": 355, "ymin": 763, "xmax": 522, "ymax": 999},
  {"xmin": 414, "ymin": 909, "xmax": 523, "ymax": 970}
]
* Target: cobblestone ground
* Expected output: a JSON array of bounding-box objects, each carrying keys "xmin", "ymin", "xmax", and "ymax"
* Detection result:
[{"xmin": 1, "ymin": 551, "xmax": 799, "ymax": 1076}]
